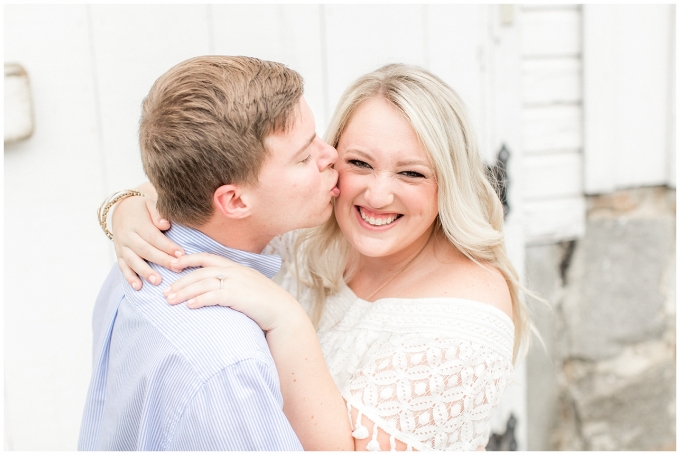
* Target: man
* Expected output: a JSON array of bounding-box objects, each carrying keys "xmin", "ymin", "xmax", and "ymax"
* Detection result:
[{"xmin": 78, "ymin": 56, "xmax": 339, "ymax": 450}]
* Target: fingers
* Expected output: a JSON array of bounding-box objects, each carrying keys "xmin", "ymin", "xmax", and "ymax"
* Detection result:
[
  {"xmin": 118, "ymin": 257, "xmax": 143, "ymax": 290},
  {"xmin": 165, "ymin": 277, "xmax": 221, "ymax": 306},
  {"xmin": 169, "ymin": 252, "xmax": 235, "ymax": 271},
  {"xmin": 120, "ymin": 244, "xmax": 162, "ymax": 285},
  {"xmin": 138, "ymin": 201, "xmax": 184, "ymax": 260},
  {"xmin": 145, "ymin": 197, "xmax": 172, "ymax": 232},
  {"xmin": 164, "ymin": 266, "xmax": 223, "ymax": 295},
  {"xmin": 186, "ymin": 292, "xmax": 228, "ymax": 309},
  {"xmin": 134, "ymin": 231, "xmax": 182, "ymax": 272}
]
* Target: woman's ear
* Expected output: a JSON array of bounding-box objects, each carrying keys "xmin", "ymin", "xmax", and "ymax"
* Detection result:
[{"xmin": 213, "ymin": 184, "xmax": 252, "ymax": 219}]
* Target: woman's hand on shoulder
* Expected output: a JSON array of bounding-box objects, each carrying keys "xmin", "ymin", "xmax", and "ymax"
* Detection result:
[
  {"xmin": 112, "ymin": 183, "xmax": 184, "ymax": 289},
  {"xmin": 164, "ymin": 252, "xmax": 303, "ymax": 333}
]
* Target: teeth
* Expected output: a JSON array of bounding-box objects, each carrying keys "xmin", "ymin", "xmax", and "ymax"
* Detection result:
[{"xmin": 359, "ymin": 208, "xmax": 399, "ymax": 226}]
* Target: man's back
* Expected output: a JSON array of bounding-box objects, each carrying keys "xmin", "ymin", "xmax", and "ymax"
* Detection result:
[{"xmin": 78, "ymin": 225, "xmax": 302, "ymax": 451}]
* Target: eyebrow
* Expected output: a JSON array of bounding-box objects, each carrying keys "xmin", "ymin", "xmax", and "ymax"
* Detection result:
[
  {"xmin": 293, "ymin": 133, "xmax": 316, "ymax": 159},
  {"xmin": 396, "ymin": 158, "xmax": 431, "ymax": 167},
  {"xmin": 345, "ymin": 148, "xmax": 432, "ymax": 168}
]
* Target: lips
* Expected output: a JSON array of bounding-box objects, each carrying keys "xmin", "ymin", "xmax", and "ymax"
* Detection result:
[
  {"xmin": 329, "ymin": 171, "xmax": 340, "ymax": 197},
  {"xmin": 356, "ymin": 206, "xmax": 402, "ymax": 227}
]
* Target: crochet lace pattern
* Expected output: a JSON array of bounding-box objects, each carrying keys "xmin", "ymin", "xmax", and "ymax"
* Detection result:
[{"xmin": 267, "ymin": 233, "xmax": 515, "ymax": 451}]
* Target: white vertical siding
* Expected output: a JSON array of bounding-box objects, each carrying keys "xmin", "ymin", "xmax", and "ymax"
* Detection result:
[
  {"xmin": 90, "ymin": 4, "xmax": 213, "ymax": 193},
  {"xmin": 210, "ymin": 5, "xmax": 327, "ymax": 129},
  {"xmin": 4, "ymin": 5, "xmax": 111, "ymax": 450},
  {"xmin": 668, "ymin": 13, "xmax": 676, "ymax": 188},
  {"xmin": 583, "ymin": 4, "xmax": 676, "ymax": 193},
  {"xmin": 323, "ymin": 4, "xmax": 427, "ymax": 125}
]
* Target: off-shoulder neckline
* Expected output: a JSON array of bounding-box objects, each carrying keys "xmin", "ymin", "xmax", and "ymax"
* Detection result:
[{"xmin": 338, "ymin": 279, "xmax": 515, "ymax": 327}]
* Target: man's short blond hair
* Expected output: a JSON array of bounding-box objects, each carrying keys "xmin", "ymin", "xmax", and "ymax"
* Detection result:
[{"xmin": 139, "ymin": 55, "xmax": 304, "ymax": 226}]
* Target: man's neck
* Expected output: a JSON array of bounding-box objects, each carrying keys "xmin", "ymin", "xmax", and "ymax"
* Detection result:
[{"xmin": 188, "ymin": 217, "xmax": 273, "ymax": 254}]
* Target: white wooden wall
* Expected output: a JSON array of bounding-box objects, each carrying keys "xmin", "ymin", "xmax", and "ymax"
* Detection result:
[
  {"xmin": 4, "ymin": 5, "xmax": 527, "ymax": 450},
  {"xmin": 583, "ymin": 4, "xmax": 676, "ymax": 193},
  {"xmin": 519, "ymin": 5, "xmax": 586, "ymax": 244},
  {"xmin": 519, "ymin": 4, "xmax": 675, "ymax": 245}
]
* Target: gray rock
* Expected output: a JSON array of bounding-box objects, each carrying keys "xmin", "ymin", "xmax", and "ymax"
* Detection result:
[
  {"xmin": 570, "ymin": 357, "xmax": 675, "ymax": 450},
  {"xmin": 562, "ymin": 218, "xmax": 673, "ymax": 360}
]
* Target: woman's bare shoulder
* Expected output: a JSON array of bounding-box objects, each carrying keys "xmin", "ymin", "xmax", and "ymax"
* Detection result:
[{"xmin": 423, "ymin": 253, "xmax": 513, "ymax": 319}]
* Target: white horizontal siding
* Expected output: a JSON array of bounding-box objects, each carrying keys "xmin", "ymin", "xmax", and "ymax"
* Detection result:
[
  {"xmin": 519, "ymin": 5, "xmax": 585, "ymax": 244},
  {"xmin": 522, "ymin": 104, "xmax": 582, "ymax": 153},
  {"xmin": 523, "ymin": 196, "xmax": 586, "ymax": 243},
  {"xmin": 521, "ymin": 58, "xmax": 581, "ymax": 105},
  {"xmin": 522, "ymin": 4, "xmax": 580, "ymax": 12},
  {"xmin": 520, "ymin": 8, "xmax": 581, "ymax": 58},
  {"xmin": 522, "ymin": 152, "xmax": 583, "ymax": 200}
]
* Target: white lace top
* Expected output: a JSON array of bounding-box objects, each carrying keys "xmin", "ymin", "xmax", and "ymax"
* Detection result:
[{"xmin": 266, "ymin": 233, "xmax": 515, "ymax": 451}]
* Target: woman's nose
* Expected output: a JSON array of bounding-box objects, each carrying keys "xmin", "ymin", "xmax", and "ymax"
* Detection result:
[{"xmin": 364, "ymin": 172, "xmax": 394, "ymax": 208}]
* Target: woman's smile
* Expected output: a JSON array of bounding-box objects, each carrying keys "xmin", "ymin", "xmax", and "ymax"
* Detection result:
[{"xmin": 356, "ymin": 206, "xmax": 402, "ymax": 228}]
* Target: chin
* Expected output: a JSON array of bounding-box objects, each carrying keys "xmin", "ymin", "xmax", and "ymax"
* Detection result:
[
  {"xmin": 302, "ymin": 211, "xmax": 332, "ymax": 230},
  {"xmin": 350, "ymin": 238, "xmax": 395, "ymax": 258}
]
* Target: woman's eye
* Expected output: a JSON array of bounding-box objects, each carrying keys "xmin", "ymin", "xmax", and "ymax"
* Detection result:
[
  {"xmin": 348, "ymin": 159, "xmax": 371, "ymax": 169},
  {"xmin": 400, "ymin": 170, "xmax": 426, "ymax": 178},
  {"xmin": 301, "ymin": 154, "xmax": 312, "ymax": 163}
]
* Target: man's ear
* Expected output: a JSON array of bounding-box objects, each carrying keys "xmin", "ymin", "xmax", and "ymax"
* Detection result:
[{"xmin": 213, "ymin": 184, "xmax": 252, "ymax": 219}]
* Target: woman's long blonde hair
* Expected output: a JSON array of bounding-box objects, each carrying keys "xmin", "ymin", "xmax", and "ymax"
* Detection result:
[{"xmin": 294, "ymin": 64, "xmax": 530, "ymax": 362}]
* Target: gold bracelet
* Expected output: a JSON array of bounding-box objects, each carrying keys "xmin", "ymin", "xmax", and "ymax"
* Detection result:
[{"xmin": 97, "ymin": 190, "xmax": 145, "ymax": 240}]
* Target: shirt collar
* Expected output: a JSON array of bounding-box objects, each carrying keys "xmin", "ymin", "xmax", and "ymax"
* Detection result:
[{"xmin": 165, "ymin": 224, "xmax": 282, "ymax": 279}]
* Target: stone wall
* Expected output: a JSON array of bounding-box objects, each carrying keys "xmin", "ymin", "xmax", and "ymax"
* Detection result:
[{"xmin": 526, "ymin": 186, "xmax": 676, "ymax": 450}]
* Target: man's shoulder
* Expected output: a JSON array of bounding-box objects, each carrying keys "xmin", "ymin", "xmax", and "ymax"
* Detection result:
[{"xmin": 119, "ymin": 270, "xmax": 275, "ymax": 381}]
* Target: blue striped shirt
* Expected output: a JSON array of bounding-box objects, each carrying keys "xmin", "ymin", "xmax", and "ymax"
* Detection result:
[{"xmin": 78, "ymin": 224, "xmax": 303, "ymax": 451}]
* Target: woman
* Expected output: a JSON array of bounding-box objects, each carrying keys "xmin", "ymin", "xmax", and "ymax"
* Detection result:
[{"xmin": 110, "ymin": 64, "xmax": 530, "ymax": 450}]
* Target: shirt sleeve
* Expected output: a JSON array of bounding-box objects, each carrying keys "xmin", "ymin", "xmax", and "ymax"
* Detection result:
[{"xmin": 168, "ymin": 358, "xmax": 303, "ymax": 451}]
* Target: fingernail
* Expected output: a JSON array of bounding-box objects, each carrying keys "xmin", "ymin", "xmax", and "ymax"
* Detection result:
[
  {"xmin": 174, "ymin": 251, "xmax": 183, "ymax": 257},
  {"xmin": 149, "ymin": 275, "xmax": 156, "ymax": 284},
  {"xmin": 187, "ymin": 299, "xmax": 195, "ymax": 307},
  {"xmin": 167, "ymin": 293, "xmax": 176, "ymax": 300},
  {"xmin": 163, "ymin": 287, "xmax": 170, "ymax": 295},
  {"xmin": 133, "ymin": 282, "xmax": 141, "ymax": 291}
]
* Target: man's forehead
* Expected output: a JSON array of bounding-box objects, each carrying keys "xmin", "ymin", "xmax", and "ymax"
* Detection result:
[{"xmin": 265, "ymin": 99, "xmax": 315, "ymax": 150}]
